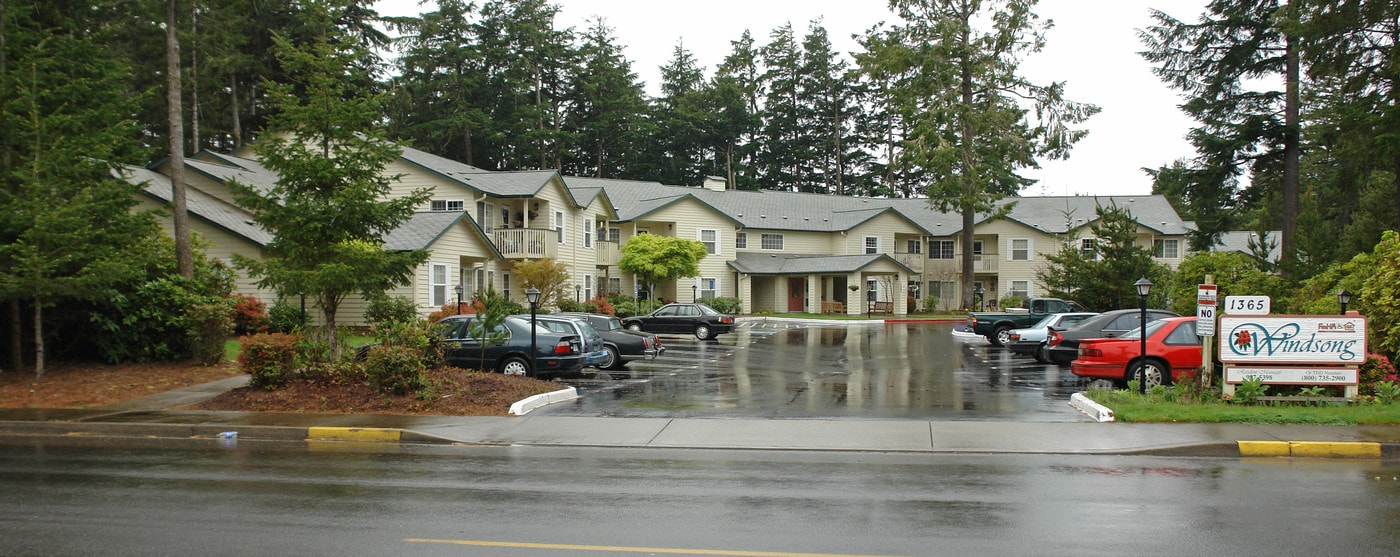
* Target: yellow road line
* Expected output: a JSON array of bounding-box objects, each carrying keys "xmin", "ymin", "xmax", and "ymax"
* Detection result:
[{"xmin": 403, "ymin": 538, "xmax": 904, "ymax": 557}]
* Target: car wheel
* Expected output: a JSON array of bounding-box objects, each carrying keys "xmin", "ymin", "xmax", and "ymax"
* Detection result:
[
  {"xmin": 1033, "ymin": 344, "xmax": 1050, "ymax": 364},
  {"xmin": 599, "ymin": 345, "xmax": 620, "ymax": 370},
  {"xmin": 991, "ymin": 325, "xmax": 1012, "ymax": 347},
  {"xmin": 627, "ymin": 322, "xmax": 643, "ymax": 332},
  {"xmin": 499, "ymin": 356, "xmax": 531, "ymax": 376},
  {"xmin": 694, "ymin": 324, "xmax": 712, "ymax": 340},
  {"xmin": 1130, "ymin": 359, "xmax": 1171, "ymax": 390}
]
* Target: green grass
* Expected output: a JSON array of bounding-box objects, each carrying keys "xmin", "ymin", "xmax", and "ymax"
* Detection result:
[{"xmin": 1084, "ymin": 388, "xmax": 1400, "ymax": 424}]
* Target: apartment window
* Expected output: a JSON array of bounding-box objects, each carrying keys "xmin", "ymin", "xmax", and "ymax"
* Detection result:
[
  {"xmin": 1009, "ymin": 280, "xmax": 1030, "ymax": 299},
  {"xmin": 930, "ymin": 281, "xmax": 955, "ymax": 301},
  {"xmin": 608, "ymin": 277, "xmax": 621, "ymax": 295},
  {"xmin": 928, "ymin": 240, "xmax": 955, "ymax": 259},
  {"xmin": 699, "ymin": 229, "xmax": 719, "ymax": 255},
  {"xmin": 1080, "ymin": 238, "xmax": 1098, "ymax": 259},
  {"xmin": 907, "ymin": 280, "xmax": 921, "ymax": 299},
  {"xmin": 735, "ymin": 232, "xmax": 747, "ymax": 249},
  {"xmin": 865, "ymin": 236, "xmax": 880, "ymax": 254},
  {"xmin": 761, "ymin": 233, "xmax": 784, "ymax": 250},
  {"xmin": 474, "ymin": 201, "xmax": 495, "ymax": 232},
  {"xmin": 699, "ymin": 277, "xmax": 718, "ymax": 300},
  {"xmin": 906, "ymin": 239, "xmax": 922, "ymax": 254},
  {"xmin": 554, "ymin": 210, "xmax": 566, "ymax": 244},
  {"xmin": 432, "ymin": 199, "xmax": 464, "ymax": 212},
  {"xmin": 584, "ymin": 274, "xmax": 594, "ymax": 301},
  {"xmin": 866, "ymin": 279, "xmax": 878, "ymax": 302},
  {"xmin": 1010, "ymin": 238, "xmax": 1031, "ymax": 261},
  {"xmin": 607, "ymin": 227, "xmax": 621, "ymax": 242},
  {"xmin": 582, "ymin": 220, "xmax": 593, "ymax": 248},
  {"xmin": 1154, "ymin": 239, "xmax": 1180, "ymax": 259},
  {"xmin": 430, "ymin": 263, "xmax": 449, "ymax": 307}
]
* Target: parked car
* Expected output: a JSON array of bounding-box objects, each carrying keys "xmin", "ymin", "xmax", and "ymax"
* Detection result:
[
  {"xmin": 1044, "ymin": 308, "xmax": 1180, "ymax": 366},
  {"xmin": 1071, "ymin": 317, "xmax": 1202, "ymax": 389},
  {"xmin": 516, "ymin": 313, "xmax": 608, "ymax": 368},
  {"xmin": 560, "ymin": 312, "xmax": 665, "ymax": 370},
  {"xmin": 436, "ymin": 314, "xmax": 587, "ymax": 378},
  {"xmin": 622, "ymin": 303, "xmax": 735, "ymax": 340},
  {"xmin": 966, "ymin": 297, "xmax": 1090, "ymax": 346},
  {"xmin": 1006, "ymin": 312, "xmax": 1099, "ymax": 363}
]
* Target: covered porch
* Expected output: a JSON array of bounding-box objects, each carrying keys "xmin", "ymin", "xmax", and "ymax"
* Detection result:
[{"xmin": 729, "ymin": 253, "xmax": 914, "ymax": 316}]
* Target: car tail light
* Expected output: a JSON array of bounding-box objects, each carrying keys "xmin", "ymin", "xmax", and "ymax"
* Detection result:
[
  {"xmin": 720, "ymin": 316, "xmax": 733, "ymax": 324},
  {"xmin": 554, "ymin": 340, "xmax": 575, "ymax": 355},
  {"xmin": 1048, "ymin": 331, "xmax": 1063, "ymax": 346},
  {"xmin": 1079, "ymin": 346, "xmax": 1101, "ymax": 358},
  {"xmin": 968, "ymin": 316, "xmax": 978, "ymax": 326}
]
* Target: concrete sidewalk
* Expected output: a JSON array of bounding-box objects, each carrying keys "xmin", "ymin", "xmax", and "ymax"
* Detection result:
[{"xmin": 3, "ymin": 377, "xmax": 1400, "ymax": 459}]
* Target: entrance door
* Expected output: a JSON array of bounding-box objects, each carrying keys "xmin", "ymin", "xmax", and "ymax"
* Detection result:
[{"xmin": 787, "ymin": 278, "xmax": 806, "ymax": 312}]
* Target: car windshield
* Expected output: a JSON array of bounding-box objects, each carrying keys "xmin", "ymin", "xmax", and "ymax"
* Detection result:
[
  {"xmin": 1028, "ymin": 315, "xmax": 1057, "ymax": 329},
  {"xmin": 597, "ymin": 316, "xmax": 622, "ymax": 331},
  {"xmin": 575, "ymin": 320, "xmax": 599, "ymax": 337},
  {"xmin": 697, "ymin": 304, "xmax": 720, "ymax": 315},
  {"xmin": 1119, "ymin": 319, "xmax": 1170, "ymax": 340}
]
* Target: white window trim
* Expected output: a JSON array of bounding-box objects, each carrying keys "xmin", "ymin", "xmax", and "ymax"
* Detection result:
[
  {"xmin": 584, "ymin": 274, "xmax": 594, "ymax": 301},
  {"xmin": 554, "ymin": 210, "xmax": 567, "ymax": 244},
  {"xmin": 698, "ymin": 228, "xmax": 720, "ymax": 256},
  {"xmin": 582, "ymin": 219, "xmax": 593, "ymax": 248},
  {"xmin": 735, "ymin": 232, "xmax": 747, "ymax": 249},
  {"xmin": 698, "ymin": 277, "xmax": 719, "ymax": 299},
  {"xmin": 430, "ymin": 263, "xmax": 450, "ymax": 307},
  {"xmin": 864, "ymin": 236, "xmax": 881, "ymax": 254},
  {"xmin": 1009, "ymin": 238, "xmax": 1032, "ymax": 261},
  {"xmin": 433, "ymin": 199, "xmax": 465, "ymax": 212},
  {"xmin": 1009, "ymin": 280, "xmax": 1031, "ymax": 299},
  {"xmin": 761, "ymin": 233, "xmax": 784, "ymax": 250}
]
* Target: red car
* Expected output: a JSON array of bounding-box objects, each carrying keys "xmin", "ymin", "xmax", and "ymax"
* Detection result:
[{"xmin": 1070, "ymin": 317, "xmax": 1202, "ymax": 389}]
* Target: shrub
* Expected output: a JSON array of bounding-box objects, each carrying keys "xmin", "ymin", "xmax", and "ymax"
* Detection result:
[
  {"xmin": 238, "ymin": 333, "xmax": 299, "ymax": 389},
  {"xmin": 1230, "ymin": 377, "xmax": 1269, "ymax": 404},
  {"xmin": 557, "ymin": 299, "xmax": 586, "ymax": 312},
  {"xmin": 1360, "ymin": 353, "xmax": 1397, "ymax": 395},
  {"xmin": 267, "ymin": 302, "xmax": 304, "ymax": 334},
  {"xmin": 707, "ymin": 296, "xmax": 742, "ymax": 314},
  {"xmin": 613, "ymin": 300, "xmax": 640, "ymax": 318},
  {"xmin": 365, "ymin": 294, "xmax": 418, "ymax": 326},
  {"xmin": 371, "ymin": 318, "xmax": 444, "ymax": 370},
  {"xmin": 921, "ymin": 296, "xmax": 941, "ymax": 313},
  {"xmin": 229, "ymin": 294, "xmax": 269, "ymax": 335},
  {"xmin": 363, "ymin": 344, "xmax": 425, "ymax": 394},
  {"xmin": 590, "ymin": 297, "xmax": 615, "ymax": 315},
  {"xmin": 188, "ymin": 302, "xmax": 235, "ymax": 366}
]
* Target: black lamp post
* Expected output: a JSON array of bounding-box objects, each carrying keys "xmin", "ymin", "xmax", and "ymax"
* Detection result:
[
  {"xmin": 453, "ymin": 284, "xmax": 464, "ymax": 314},
  {"xmin": 1134, "ymin": 277, "xmax": 1154, "ymax": 394},
  {"xmin": 575, "ymin": 284, "xmax": 581, "ymax": 302},
  {"xmin": 973, "ymin": 284, "xmax": 984, "ymax": 311},
  {"xmin": 692, "ymin": 284, "xmax": 698, "ymax": 302},
  {"xmin": 525, "ymin": 287, "xmax": 541, "ymax": 376},
  {"xmin": 1339, "ymin": 289, "xmax": 1352, "ymax": 315}
]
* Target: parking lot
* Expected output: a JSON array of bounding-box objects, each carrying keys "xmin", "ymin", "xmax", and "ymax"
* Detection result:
[{"xmin": 544, "ymin": 319, "xmax": 1093, "ymax": 421}]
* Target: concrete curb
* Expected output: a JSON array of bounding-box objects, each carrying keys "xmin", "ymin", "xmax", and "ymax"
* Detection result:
[
  {"xmin": 307, "ymin": 426, "xmax": 402, "ymax": 442},
  {"xmin": 508, "ymin": 387, "xmax": 579, "ymax": 416},
  {"xmin": 1069, "ymin": 393, "xmax": 1115, "ymax": 422}
]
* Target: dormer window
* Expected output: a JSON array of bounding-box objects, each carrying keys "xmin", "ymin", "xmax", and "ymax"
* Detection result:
[{"xmin": 431, "ymin": 199, "xmax": 464, "ymax": 212}]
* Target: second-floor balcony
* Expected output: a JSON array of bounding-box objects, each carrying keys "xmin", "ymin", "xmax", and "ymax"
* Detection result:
[
  {"xmin": 921, "ymin": 253, "xmax": 1000, "ymax": 275},
  {"xmin": 893, "ymin": 251, "xmax": 924, "ymax": 273},
  {"xmin": 596, "ymin": 240, "xmax": 620, "ymax": 267},
  {"xmin": 492, "ymin": 227, "xmax": 556, "ymax": 260}
]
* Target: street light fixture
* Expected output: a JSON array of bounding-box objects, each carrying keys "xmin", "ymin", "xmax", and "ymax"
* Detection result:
[
  {"xmin": 576, "ymin": 284, "xmax": 581, "ymax": 302},
  {"xmin": 453, "ymin": 284, "xmax": 464, "ymax": 314},
  {"xmin": 1134, "ymin": 277, "xmax": 1153, "ymax": 394},
  {"xmin": 525, "ymin": 287, "xmax": 541, "ymax": 376},
  {"xmin": 973, "ymin": 284, "xmax": 984, "ymax": 311},
  {"xmin": 692, "ymin": 284, "xmax": 698, "ymax": 302},
  {"xmin": 1339, "ymin": 289, "xmax": 1352, "ymax": 315}
]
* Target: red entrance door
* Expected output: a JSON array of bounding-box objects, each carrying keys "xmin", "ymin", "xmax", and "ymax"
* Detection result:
[{"xmin": 788, "ymin": 278, "xmax": 805, "ymax": 312}]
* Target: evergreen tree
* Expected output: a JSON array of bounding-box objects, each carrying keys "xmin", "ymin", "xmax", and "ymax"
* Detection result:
[
  {"xmin": 474, "ymin": 0, "xmax": 577, "ymax": 170},
  {"xmin": 1037, "ymin": 205, "xmax": 1172, "ymax": 311},
  {"xmin": 230, "ymin": 0, "xmax": 430, "ymax": 358},
  {"xmin": 0, "ymin": 1, "xmax": 156, "ymax": 376},
  {"xmin": 715, "ymin": 30, "xmax": 764, "ymax": 191},
  {"xmin": 1140, "ymin": 0, "xmax": 1302, "ymax": 273},
  {"xmin": 757, "ymin": 23, "xmax": 805, "ymax": 191},
  {"xmin": 383, "ymin": 0, "xmax": 490, "ymax": 165},
  {"xmin": 564, "ymin": 17, "xmax": 648, "ymax": 178},
  {"xmin": 863, "ymin": 0, "xmax": 1098, "ymax": 308}
]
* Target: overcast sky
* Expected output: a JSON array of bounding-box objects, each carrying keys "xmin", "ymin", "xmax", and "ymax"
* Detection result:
[{"xmin": 374, "ymin": 0, "xmax": 1210, "ymax": 198}]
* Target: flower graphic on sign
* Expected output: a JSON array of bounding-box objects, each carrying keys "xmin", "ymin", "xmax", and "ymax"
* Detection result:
[{"xmin": 1233, "ymin": 329, "xmax": 1253, "ymax": 350}]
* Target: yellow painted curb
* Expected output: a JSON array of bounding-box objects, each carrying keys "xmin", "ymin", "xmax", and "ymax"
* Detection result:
[
  {"xmin": 306, "ymin": 427, "xmax": 402, "ymax": 442},
  {"xmin": 1238, "ymin": 440, "xmax": 1381, "ymax": 458},
  {"xmin": 1290, "ymin": 441, "xmax": 1381, "ymax": 459},
  {"xmin": 1238, "ymin": 441, "xmax": 1290, "ymax": 457}
]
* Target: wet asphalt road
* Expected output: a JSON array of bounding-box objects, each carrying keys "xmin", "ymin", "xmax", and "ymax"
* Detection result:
[{"xmin": 547, "ymin": 320, "xmax": 1091, "ymax": 421}]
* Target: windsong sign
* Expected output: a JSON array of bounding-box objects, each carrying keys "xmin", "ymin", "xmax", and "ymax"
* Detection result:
[{"xmin": 1218, "ymin": 316, "xmax": 1367, "ymax": 365}]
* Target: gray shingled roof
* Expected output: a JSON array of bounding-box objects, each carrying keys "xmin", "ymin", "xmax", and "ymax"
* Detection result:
[
  {"xmin": 382, "ymin": 211, "xmax": 469, "ymax": 251},
  {"xmin": 565, "ymin": 178, "xmax": 1190, "ymax": 237},
  {"xmin": 184, "ymin": 155, "xmax": 280, "ymax": 196},
  {"xmin": 1216, "ymin": 230, "xmax": 1282, "ymax": 263},
  {"xmin": 728, "ymin": 253, "xmax": 914, "ymax": 275},
  {"xmin": 118, "ymin": 164, "xmax": 272, "ymax": 246}
]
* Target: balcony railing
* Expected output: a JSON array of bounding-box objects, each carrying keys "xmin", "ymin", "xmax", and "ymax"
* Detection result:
[
  {"xmin": 893, "ymin": 251, "xmax": 924, "ymax": 273},
  {"xmin": 492, "ymin": 227, "xmax": 556, "ymax": 259},
  {"xmin": 920, "ymin": 253, "xmax": 1000, "ymax": 275},
  {"xmin": 596, "ymin": 240, "xmax": 620, "ymax": 267}
]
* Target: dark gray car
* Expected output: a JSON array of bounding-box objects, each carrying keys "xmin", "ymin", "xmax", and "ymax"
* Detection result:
[
  {"xmin": 560, "ymin": 312, "xmax": 665, "ymax": 370},
  {"xmin": 1044, "ymin": 308, "xmax": 1179, "ymax": 366}
]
